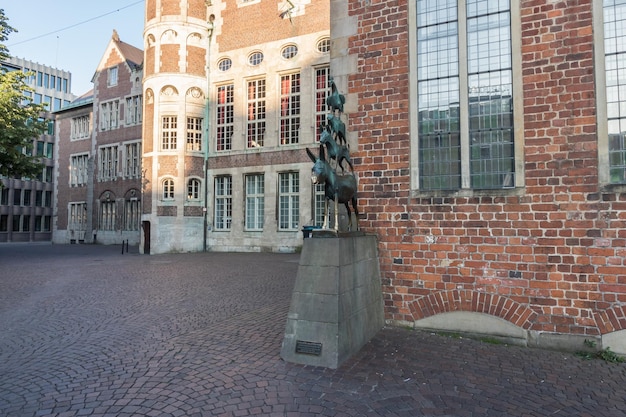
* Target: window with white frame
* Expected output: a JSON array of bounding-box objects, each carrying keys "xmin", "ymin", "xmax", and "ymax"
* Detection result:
[
  {"xmin": 413, "ymin": 0, "xmax": 518, "ymax": 191},
  {"xmin": 248, "ymin": 51, "xmax": 264, "ymax": 66},
  {"xmin": 315, "ymin": 67, "xmax": 330, "ymax": 132},
  {"xmin": 247, "ymin": 79, "xmax": 266, "ymax": 148},
  {"xmin": 162, "ymin": 178, "xmax": 175, "ymax": 200},
  {"xmin": 99, "ymin": 199, "xmax": 116, "ymax": 231},
  {"xmin": 281, "ymin": 44, "xmax": 298, "ymax": 59},
  {"xmin": 279, "ymin": 172, "xmax": 299, "ymax": 230},
  {"xmin": 71, "ymin": 115, "xmax": 91, "ymax": 140},
  {"xmin": 601, "ymin": 0, "xmax": 626, "ymax": 184},
  {"xmin": 70, "ymin": 153, "xmax": 89, "ymax": 186},
  {"xmin": 126, "ymin": 95, "xmax": 142, "ymax": 125},
  {"xmin": 68, "ymin": 202, "xmax": 87, "ymax": 232},
  {"xmin": 214, "ymin": 176, "xmax": 232, "ymax": 230},
  {"xmin": 123, "ymin": 198, "xmax": 140, "ymax": 231},
  {"xmin": 161, "ymin": 116, "xmax": 177, "ymax": 150},
  {"xmin": 218, "ymin": 58, "xmax": 232, "ymax": 72},
  {"xmin": 314, "ymin": 183, "xmax": 326, "ymax": 227},
  {"xmin": 187, "ymin": 178, "xmax": 201, "ymax": 200},
  {"xmin": 317, "ymin": 37, "xmax": 331, "ymax": 53},
  {"xmin": 217, "ymin": 84, "xmax": 234, "ymax": 151},
  {"xmin": 280, "ymin": 73, "xmax": 301, "ymax": 145},
  {"xmin": 100, "ymin": 100, "xmax": 119, "ymax": 130},
  {"xmin": 108, "ymin": 66, "xmax": 118, "ymax": 87},
  {"xmin": 186, "ymin": 117, "xmax": 203, "ymax": 152},
  {"xmin": 98, "ymin": 145, "xmax": 118, "ymax": 180},
  {"xmin": 245, "ymin": 174, "xmax": 264, "ymax": 230},
  {"xmin": 124, "ymin": 142, "xmax": 141, "ymax": 178}
]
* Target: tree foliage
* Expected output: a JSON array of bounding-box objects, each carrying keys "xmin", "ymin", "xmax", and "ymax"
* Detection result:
[
  {"xmin": 0, "ymin": 8, "xmax": 47, "ymax": 180},
  {"xmin": 0, "ymin": 7, "xmax": 14, "ymax": 62}
]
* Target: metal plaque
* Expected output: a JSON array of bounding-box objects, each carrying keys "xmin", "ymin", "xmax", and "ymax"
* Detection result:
[{"xmin": 295, "ymin": 340, "xmax": 323, "ymax": 356}]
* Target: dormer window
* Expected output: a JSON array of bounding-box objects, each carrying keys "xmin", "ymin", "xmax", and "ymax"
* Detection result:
[{"xmin": 108, "ymin": 66, "xmax": 118, "ymax": 87}]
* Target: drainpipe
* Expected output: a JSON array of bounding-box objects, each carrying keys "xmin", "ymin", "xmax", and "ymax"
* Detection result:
[{"xmin": 203, "ymin": 14, "xmax": 215, "ymax": 252}]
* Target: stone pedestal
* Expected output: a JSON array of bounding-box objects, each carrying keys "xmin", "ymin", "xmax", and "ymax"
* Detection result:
[{"xmin": 280, "ymin": 234, "xmax": 384, "ymax": 369}]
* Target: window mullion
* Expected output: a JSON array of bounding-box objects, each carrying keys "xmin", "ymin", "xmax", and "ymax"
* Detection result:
[{"xmin": 458, "ymin": 0, "xmax": 471, "ymax": 189}]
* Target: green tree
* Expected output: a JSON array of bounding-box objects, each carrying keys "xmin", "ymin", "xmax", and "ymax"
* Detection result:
[{"xmin": 0, "ymin": 8, "xmax": 47, "ymax": 180}]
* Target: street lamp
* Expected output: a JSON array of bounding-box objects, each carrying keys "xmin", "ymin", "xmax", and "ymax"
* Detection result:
[{"xmin": 203, "ymin": 14, "xmax": 215, "ymax": 252}]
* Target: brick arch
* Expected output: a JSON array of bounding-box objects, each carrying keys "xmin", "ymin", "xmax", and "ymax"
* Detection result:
[
  {"xmin": 594, "ymin": 306, "xmax": 626, "ymax": 335},
  {"xmin": 408, "ymin": 290, "xmax": 537, "ymax": 330}
]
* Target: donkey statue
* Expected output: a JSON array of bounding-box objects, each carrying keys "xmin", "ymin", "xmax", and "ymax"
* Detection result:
[
  {"xmin": 320, "ymin": 125, "xmax": 354, "ymax": 173},
  {"xmin": 307, "ymin": 145, "xmax": 358, "ymax": 232}
]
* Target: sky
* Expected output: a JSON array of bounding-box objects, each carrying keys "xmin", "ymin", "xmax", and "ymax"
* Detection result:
[{"xmin": 3, "ymin": 1, "xmax": 145, "ymax": 96}]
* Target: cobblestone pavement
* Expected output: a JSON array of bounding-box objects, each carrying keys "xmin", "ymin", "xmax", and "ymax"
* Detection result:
[{"xmin": 1, "ymin": 243, "xmax": 626, "ymax": 417}]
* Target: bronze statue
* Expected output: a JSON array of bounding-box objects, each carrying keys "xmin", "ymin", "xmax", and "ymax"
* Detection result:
[
  {"xmin": 307, "ymin": 146, "xmax": 358, "ymax": 232},
  {"xmin": 326, "ymin": 113, "xmax": 346, "ymax": 145},
  {"xmin": 326, "ymin": 77, "xmax": 345, "ymax": 114},
  {"xmin": 320, "ymin": 125, "xmax": 353, "ymax": 173}
]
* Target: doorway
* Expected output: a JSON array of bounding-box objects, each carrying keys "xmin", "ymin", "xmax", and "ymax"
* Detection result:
[{"xmin": 142, "ymin": 221, "xmax": 150, "ymax": 254}]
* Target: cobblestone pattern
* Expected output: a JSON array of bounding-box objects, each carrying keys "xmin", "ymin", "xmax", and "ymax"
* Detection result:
[{"xmin": 1, "ymin": 244, "xmax": 625, "ymax": 416}]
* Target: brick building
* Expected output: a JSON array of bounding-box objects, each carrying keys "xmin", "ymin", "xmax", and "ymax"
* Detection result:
[
  {"xmin": 332, "ymin": 0, "xmax": 626, "ymax": 352},
  {"xmin": 141, "ymin": 0, "xmax": 331, "ymax": 254},
  {"xmin": 53, "ymin": 31, "xmax": 143, "ymax": 245}
]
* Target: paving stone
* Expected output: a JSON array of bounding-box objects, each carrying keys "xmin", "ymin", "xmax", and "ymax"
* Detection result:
[{"xmin": 1, "ymin": 243, "xmax": 626, "ymax": 416}]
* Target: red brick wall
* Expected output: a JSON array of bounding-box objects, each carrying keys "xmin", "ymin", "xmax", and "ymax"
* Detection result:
[
  {"xmin": 160, "ymin": 44, "xmax": 180, "ymax": 73},
  {"xmin": 157, "ymin": 206, "xmax": 177, "ymax": 216},
  {"xmin": 186, "ymin": 45, "xmax": 206, "ymax": 77},
  {"xmin": 218, "ymin": 0, "xmax": 329, "ymax": 51},
  {"xmin": 162, "ymin": 0, "xmax": 180, "ymax": 16},
  {"xmin": 184, "ymin": 206, "xmax": 203, "ymax": 217},
  {"xmin": 147, "ymin": 0, "xmax": 156, "ymax": 20},
  {"xmin": 188, "ymin": 0, "xmax": 207, "ymax": 20},
  {"xmin": 145, "ymin": 45, "xmax": 155, "ymax": 76},
  {"xmin": 185, "ymin": 156, "xmax": 204, "ymax": 178},
  {"xmin": 210, "ymin": 148, "xmax": 311, "ymax": 170},
  {"xmin": 347, "ymin": 0, "xmax": 625, "ymax": 336},
  {"xmin": 159, "ymin": 155, "xmax": 178, "ymax": 177},
  {"xmin": 54, "ymin": 107, "xmax": 93, "ymax": 230}
]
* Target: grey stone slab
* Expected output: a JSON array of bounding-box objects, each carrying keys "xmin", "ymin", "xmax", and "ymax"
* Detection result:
[
  {"xmin": 293, "ymin": 265, "xmax": 339, "ymax": 294},
  {"xmin": 281, "ymin": 234, "xmax": 384, "ymax": 369}
]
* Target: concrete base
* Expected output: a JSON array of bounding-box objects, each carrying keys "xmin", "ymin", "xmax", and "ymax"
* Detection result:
[{"xmin": 281, "ymin": 234, "xmax": 384, "ymax": 369}]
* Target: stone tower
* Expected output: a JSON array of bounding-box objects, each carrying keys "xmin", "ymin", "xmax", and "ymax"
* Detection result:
[{"xmin": 141, "ymin": 0, "xmax": 212, "ymax": 254}]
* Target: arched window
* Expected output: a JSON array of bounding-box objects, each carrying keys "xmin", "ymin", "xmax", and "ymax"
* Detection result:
[
  {"xmin": 162, "ymin": 178, "xmax": 174, "ymax": 200},
  {"xmin": 99, "ymin": 191, "xmax": 116, "ymax": 231},
  {"xmin": 187, "ymin": 178, "xmax": 201, "ymax": 200}
]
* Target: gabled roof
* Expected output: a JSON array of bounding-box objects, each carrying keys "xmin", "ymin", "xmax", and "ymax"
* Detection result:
[
  {"xmin": 112, "ymin": 30, "xmax": 144, "ymax": 70},
  {"xmin": 92, "ymin": 30, "xmax": 143, "ymax": 82}
]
